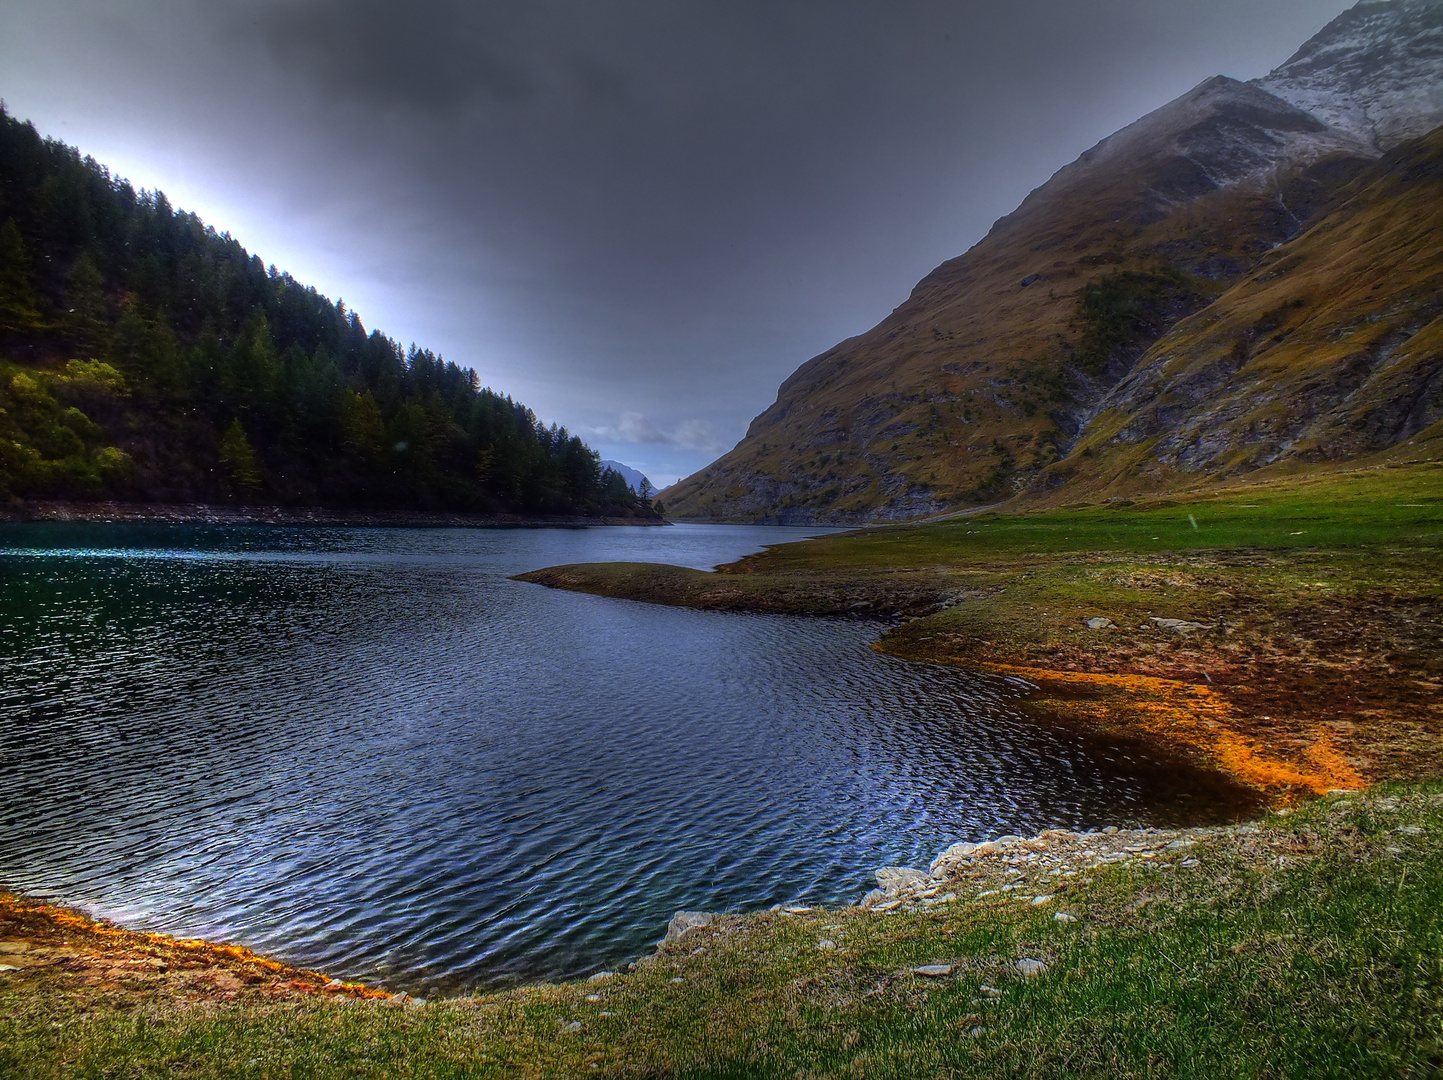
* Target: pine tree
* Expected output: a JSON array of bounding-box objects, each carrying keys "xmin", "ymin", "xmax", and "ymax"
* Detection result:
[
  {"xmin": 218, "ymin": 418, "xmax": 262, "ymax": 489},
  {"xmin": 0, "ymin": 219, "xmax": 43, "ymax": 334},
  {"xmin": 340, "ymin": 390, "xmax": 386, "ymax": 461},
  {"xmin": 65, "ymin": 252, "xmax": 109, "ymax": 354}
]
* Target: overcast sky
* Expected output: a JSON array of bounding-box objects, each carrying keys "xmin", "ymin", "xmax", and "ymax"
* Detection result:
[{"xmin": 0, "ymin": 0, "xmax": 1352, "ymax": 485}]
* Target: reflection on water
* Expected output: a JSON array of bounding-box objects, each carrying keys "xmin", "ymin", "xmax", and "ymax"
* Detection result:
[{"xmin": 1, "ymin": 522, "xmax": 1249, "ymax": 993}]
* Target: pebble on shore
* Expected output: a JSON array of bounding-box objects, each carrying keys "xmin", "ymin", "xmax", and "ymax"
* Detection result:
[{"xmin": 857, "ymin": 822, "xmax": 1230, "ymax": 913}]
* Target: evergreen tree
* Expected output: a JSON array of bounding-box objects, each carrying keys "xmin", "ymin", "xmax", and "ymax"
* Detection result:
[
  {"xmin": 340, "ymin": 390, "xmax": 386, "ymax": 461},
  {"xmin": 65, "ymin": 252, "xmax": 109, "ymax": 354},
  {"xmin": 0, "ymin": 218, "xmax": 43, "ymax": 335},
  {"xmin": 218, "ymin": 418, "xmax": 262, "ymax": 489},
  {"xmin": 0, "ymin": 104, "xmax": 660, "ymax": 519}
]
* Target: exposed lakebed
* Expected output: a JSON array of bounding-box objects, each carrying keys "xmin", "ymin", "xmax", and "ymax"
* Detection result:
[{"xmin": 1, "ymin": 522, "xmax": 1249, "ymax": 994}]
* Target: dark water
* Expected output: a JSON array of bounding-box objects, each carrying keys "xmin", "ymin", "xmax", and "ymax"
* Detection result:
[{"xmin": 0, "ymin": 522, "xmax": 1249, "ymax": 994}]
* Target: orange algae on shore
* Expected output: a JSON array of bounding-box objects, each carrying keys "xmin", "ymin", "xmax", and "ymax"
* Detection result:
[
  {"xmin": 967, "ymin": 662, "xmax": 1365, "ymax": 797},
  {"xmin": 0, "ymin": 891, "xmax": 390, "ymax": 1000}
]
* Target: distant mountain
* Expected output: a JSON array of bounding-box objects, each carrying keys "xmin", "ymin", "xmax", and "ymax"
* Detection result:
[
  {"xmin": 664, "ymin": 0, "xmax": 1443, "ymax": 523},
  {"xmin": 0, "ymin": 107, "xmax": 658, "ymax": 520},
  {"xmin": 599, "ymin": 460, "xmax": 654, "ymax": 496}
]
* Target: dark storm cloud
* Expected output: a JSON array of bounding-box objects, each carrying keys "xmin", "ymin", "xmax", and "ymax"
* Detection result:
[
  {"xmin": 256, "ymin": 0, "xmax": 880, "ymax": 118},
  {"xmin": 1, "ymin": 0, "xmax": 1353, "ymax": 484},
  {"xmin": 259, "ymin": 1, "xmax": 546, "ymax": 113}
]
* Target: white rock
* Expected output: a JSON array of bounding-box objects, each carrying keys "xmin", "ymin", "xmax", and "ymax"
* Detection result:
[
  {"xmin": 587, "ymin": 971, "xmax": 616, "ymax": 983},
  {"xmin": 1149, "ymin": 617, "xmax": 1215, "ymax": 633},
  {"xmin": 817, "ymin": 939, "xmax": 837, "ymax": 951},
  {"xmin": 1396, "ymin": 826, "xmax": 1424, "ymax": 836},
  {"xmin": 1016, "ymin": 958, "xmax": 1049, "ymax": 978},
  {"xmin": 930, "ymin": 841, "xmax": 979, "ymax": 873},
  {"xmin": 1030, "ymin": 895, "xmax": 1055, "ymax": 906},
  {"xmin": 1085, "ymin": 617, "xmax": 1114, "ymax": 630},
  {"xmin": 560, "ymin": 1021, "xmax": 583, "ymax": 1034},
  {"xmin": 0, "ymin": 964, "xmax": 18, "ymax": 973},
  {"xmin": 1053, "ymin": 912, "xmax": 1077, "ymax": 923},
  {"xmin": 913, "ymin": 964, "xmax": 953, "ymax": 978},
  {"xmin": 875, "ymin": 866, "xmax": 928, "ymax": 892},
  {"xmin": 662, "ymin": 911, "xmax": 715, "ymax": 944}
]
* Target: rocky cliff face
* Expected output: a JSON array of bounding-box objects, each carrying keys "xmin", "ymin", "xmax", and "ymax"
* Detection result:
[{"xmin": 663, "ymin": 0, "xmax": 1443, "ymax": 523}]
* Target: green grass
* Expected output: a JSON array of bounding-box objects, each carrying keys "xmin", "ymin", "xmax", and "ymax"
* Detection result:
[
  {"xmin": 520, "ymin": 463, "xmax": 1443, "ymax": 697},
  {"xmin": 4, "ymin": 785, "xmax": 1442, "ymax": 1077},
  {"xmin": 749, "ymin": 462, "xmax": 1443, "ymax": 573},
  {"xmin": 15, "ymin": 467, "xmax": 1434, "ymax": 1074}
]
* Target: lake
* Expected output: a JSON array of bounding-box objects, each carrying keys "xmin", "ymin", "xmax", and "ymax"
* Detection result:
[{"xmin": 0, "ymin": 521, "xmax": 1248, "ymax": 994}]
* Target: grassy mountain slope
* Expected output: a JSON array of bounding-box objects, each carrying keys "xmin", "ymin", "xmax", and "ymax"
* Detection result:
[
  {"xmin": 0, "ymin": 107, "xmax": 654, "ymax": 519},
  {"xmin": 663, "ymin": 2, "xmax": 1443, "ymax": 525},
  {"xmin": 1037, "ymin": 124, "xmax": 1443, "ymax": 500},
  {"xmin": 662, "ymin": 77, "xmax": 1379, "ymax": 523}
]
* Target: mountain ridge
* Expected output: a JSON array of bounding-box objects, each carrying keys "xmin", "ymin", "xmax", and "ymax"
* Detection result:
[{"xmin": 663, "ymin": 0, "xmax": 1443, "ymax": 523}]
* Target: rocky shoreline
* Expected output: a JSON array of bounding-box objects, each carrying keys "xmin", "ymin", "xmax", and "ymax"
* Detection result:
[
  {"xmin": 0, "ymin": 500, "xmax": 667, "ymax": 529},
  {"xmin": 654, "ymin": 792, "xmax": 1354, "ymax": 961},
  {"xmin": 1, "ymin": 804, "xmax": 1333, "ymax": 1007},
  {"xmin": 9, "ymin": 783, "xmax": 1437, "ymax": 1076}
]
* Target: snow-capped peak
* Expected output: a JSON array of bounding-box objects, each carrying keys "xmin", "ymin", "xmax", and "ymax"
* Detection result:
[{"xmin": 1254, "ymin": 0, "xmax": 1443, "ymax": 151}]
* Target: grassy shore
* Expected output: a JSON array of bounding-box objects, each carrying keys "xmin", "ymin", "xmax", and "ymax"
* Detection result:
[
  {"xmin": 7, "ymin": 462, "xmax": 1441, "ymax": 1076},
  {"xmin": 4, "ymin": 784, "xmax": 1441, "ymax": 1078},
  {"xmin": 520, "ymin": 461, "xmax": 1443, "ymax": 799}
]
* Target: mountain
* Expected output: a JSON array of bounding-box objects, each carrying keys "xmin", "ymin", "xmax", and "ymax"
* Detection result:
[
  {"xmin": 663, "ymin": 0, "xmax": 1443, "ymax": 523},
  {"xmin": 0, "ymin": 107, "xmax": 656, "ymax": 519},
  {"xmin": 1257, "ymin": 0, "xmax": 1443, "ymax": 150},
  {"xmin": 599, "ymin": 460, "xmax": 654, "ymax": 496},
  {"xmin": 1044, "ymin": 124, "xmax": 1443, "ymax": 498}
]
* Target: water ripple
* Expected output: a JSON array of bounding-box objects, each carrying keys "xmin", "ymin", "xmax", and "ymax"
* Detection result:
[{"xmin": 1, "ymin": 522, "xmax": 1250, "ymax": 994}]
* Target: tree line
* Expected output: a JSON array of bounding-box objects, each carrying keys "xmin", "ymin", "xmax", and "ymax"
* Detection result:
[{"xmin": 0, "ymin": 104, "xmax": 657, "ymax": 518}]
